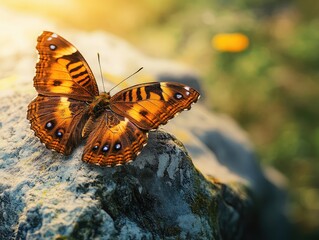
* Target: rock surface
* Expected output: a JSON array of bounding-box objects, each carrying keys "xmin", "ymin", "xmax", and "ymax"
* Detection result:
[
  {"xmin": 0, "ymin": 93, "xmax": 251, "ymax": 240},
  {"xmin": 0, "ymin": 6, "xmax": 289, "ymax": 240}
]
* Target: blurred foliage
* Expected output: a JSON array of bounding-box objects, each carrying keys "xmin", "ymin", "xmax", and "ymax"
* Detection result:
[
  {"xmin": 2, "ymin": 0, "xmax": 319, "ymax": 239},
  {"xmin": 131, "ymin": 2, "xmax": 319, "ymax": 239}
]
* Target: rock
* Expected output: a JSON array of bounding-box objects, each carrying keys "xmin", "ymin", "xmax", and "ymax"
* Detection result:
[
  {"xmin": 0, "ymin": 6, "xmax": 289, "ymax": 240},
  {"xmin": 0, "ymin": 93, "xmax": 251, "ymax": 239}
]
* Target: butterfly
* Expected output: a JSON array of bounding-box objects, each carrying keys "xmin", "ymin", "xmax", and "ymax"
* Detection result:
[{"xmin": 27, "ymin": 31, "xmax": 200, "ymax": 167}]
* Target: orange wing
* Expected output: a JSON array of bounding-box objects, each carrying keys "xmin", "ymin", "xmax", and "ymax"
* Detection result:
[
  {"xmin": 109, "ymin": 82, "xmax": 200, "ymax": 130},
  {"xmin": 27, "ymin": 95, "xmax": 89, "ymax": 155},
  {"xmin": 82, "ymin": 110, "xmax": 147, "ymax": 166},
  {"xmin": 34, "ymin": 31, "xmax": 99, "ymax": 101}
]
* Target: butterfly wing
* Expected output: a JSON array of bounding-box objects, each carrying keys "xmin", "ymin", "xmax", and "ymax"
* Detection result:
[
  {"xmin": 109, "ymin": 82, "xmax": 200, "ymax": 130},
  {"xmin": 34, "ymin": 31, "xmax": 99, "ymax": 101},
  {"xmin": 82, "ymin": 110, "xmax": 147, "ymax": 166},
  {"xmin": 27, "ymin": 95, "xmax": 89, "ymax": 155},
  {"xmin": 28, "ymin": 31, "xmax": 100, "ymax": 155}
]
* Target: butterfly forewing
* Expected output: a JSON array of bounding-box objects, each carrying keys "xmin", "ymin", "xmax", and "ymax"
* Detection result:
[
  {"xmin": 109, "ymin": 82, "xmax": 200, "ymax": 130},
  {"xmin": 34, "ymin": 31, "xmax": 99, "ymax": 101}
]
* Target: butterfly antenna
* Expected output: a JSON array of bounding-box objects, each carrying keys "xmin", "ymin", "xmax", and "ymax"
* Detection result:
[
  {"xmin": 109, "ymin": 67, "xmax": 143, "ymax": 93},
  {"xmin": 97, "ymin": 53, "xmax": 106, "ymax": 92}
]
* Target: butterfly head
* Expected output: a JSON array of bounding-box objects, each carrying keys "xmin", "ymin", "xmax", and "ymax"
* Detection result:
[
  {"xmin": 99, "ymin": 91, "xmax": 111, "ymax": 99},
  {"xmin": 94, "ymin": 92, "xmax": 111, "ymax": 106}
]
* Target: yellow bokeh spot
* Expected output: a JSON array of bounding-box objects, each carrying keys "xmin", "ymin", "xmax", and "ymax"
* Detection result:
[{"xmin": 212, "ymin": 33, "xmax": 249, "ymax": 52}]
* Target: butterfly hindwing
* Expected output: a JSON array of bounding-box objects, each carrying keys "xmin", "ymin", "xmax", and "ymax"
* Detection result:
[
  {"xmin": 82, "ymin": 110, "xmax": 147, "ymax": 166},
  {"xmin": 27, "ymin": 95, "xmax": 89, "ymax": 155},
  {"xmin": 109, "ymin": 82, "xmax": 200, "ymax": 130},
  {"xmin": 34, "ymin": 31, "xmax": 99, "ymax": 101}
]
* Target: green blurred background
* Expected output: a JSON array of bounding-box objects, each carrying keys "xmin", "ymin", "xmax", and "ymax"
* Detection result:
[{"xmin": 2, "ymin": 0, "xmax": 319, "ymax": 239}]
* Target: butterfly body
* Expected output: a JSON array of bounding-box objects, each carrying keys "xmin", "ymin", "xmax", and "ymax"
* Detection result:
[
  {"xmin": 27, "ymin": 31, "xmax": 200, "ymax": 166},
  {"xmin": 88, "ymin": 92, "xmax": 111, "ymax": 117}
]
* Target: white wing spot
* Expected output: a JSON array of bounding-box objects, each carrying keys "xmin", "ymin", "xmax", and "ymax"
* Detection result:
[
  {"xmin": 115, "ymin": 143, "xmax": 121, "ymax": 150},
  {"xmin": 184, "ymin": 86, "xmax": 190, "ymax": 91},
  {"xmin": 51, "ymin": 33, "xmax": 58, "ymax": 38},
  {"xmin": 49, "ymin": 44, "xmax": 57, "ymax": 50}
]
